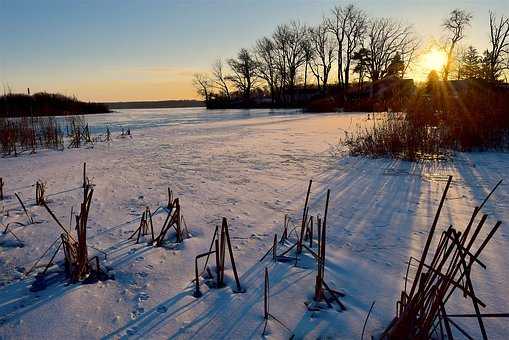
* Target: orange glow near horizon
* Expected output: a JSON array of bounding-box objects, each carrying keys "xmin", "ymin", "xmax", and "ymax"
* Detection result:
[
  {"xmin": 5, "ymin": 48, "xmax": 458, "ymax": 101},
  {"xmin": 7, "ymin": 66, "xmax": 204, "ymax": 102}
]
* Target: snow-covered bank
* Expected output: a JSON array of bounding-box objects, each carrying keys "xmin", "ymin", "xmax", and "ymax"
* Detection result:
[{"xmin": 1, "ymin": 110, "xmax": 508, "ymax": 339}]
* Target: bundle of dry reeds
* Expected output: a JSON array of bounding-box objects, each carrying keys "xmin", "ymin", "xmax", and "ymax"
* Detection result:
[
  {"xmin": 154, "ymin": 189, "xmax": 190, "ymax": 246},
  {"xmin": 67, "ymin": 117, "xmax": 93, "ymax": 148},
  {"xmin": 193, "ymin": 217, "xmax": 243, "ymax": 297},
  {"xmin": 35, "ymin": 180, "xmax": 46, "ymax": 205},
  {"xmin": 58, "ymin": 186, "xmax": 93, "ymax": 282},
  {"xmin": 0, "ymin": 117, "xmax": 64, "ymax": 155},
  {"xmin": 39, "ymin": 165, "xmax": 104, "ymax": 283},
  {"xmin": 261, "ymin": 180, "xmax": 346, "ymax": 311},
  {"xmin": 383, "ymin": 177, "xmax": 505, "ymax": 339},
  {"xmin": 128, "ymin": 207, "xmax": 154, "ymax": 244}
]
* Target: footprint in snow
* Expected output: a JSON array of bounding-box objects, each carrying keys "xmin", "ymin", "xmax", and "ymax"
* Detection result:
[
  {"xmin": 130, "ymin": 307, "xmax": 145, "ymax": 320},
  {"xmin": 157, "ymin": 305, "xmax": 168, "ymax": 313},
  {"xmin": 126, "ymin": 327, "xmax": 138, "ymax": 335},
  {"xmin": 138, "ymin": 292, "xmax": 150, "ymax": 301}
]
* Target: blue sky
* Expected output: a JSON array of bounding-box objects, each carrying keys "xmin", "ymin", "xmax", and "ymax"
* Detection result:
[{"xmin": 1, "ymin": 0, "xmax": 508, "ymax": 101}]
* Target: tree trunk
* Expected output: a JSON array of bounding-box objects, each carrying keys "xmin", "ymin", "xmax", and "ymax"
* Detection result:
[
  {"xmin": 443, "ymin": 43, "xmax": 456, "ymax": 81},
  {"xmin": 344, "ymin": 59, "xmax": 351, "ymax": 91},
  {"xmin": 337, "ymin": 47, "xmax": 343, "ymax": 87},
  {"xmin": 304, "ymin": 61, "xmax": 308, "ymax": 88}
]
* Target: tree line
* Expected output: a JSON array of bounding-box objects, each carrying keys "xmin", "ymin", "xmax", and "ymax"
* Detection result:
[
  {"xmin": 1, "ymin": 92, "xmax": 110, "ymax": 117},
  {"xmin": 193, "ymin": 4, "xmax": 509, "ymax": 109}
]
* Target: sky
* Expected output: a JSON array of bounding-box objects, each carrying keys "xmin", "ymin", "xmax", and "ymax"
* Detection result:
[{"xmin": 1, "ymin": 0, "xmax": 508, "ymax": 102}]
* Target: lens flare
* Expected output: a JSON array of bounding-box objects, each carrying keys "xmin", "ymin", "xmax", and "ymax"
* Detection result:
[{"xmin": 423, "ymin": 48, "xmax": 447, "ymax": 72}]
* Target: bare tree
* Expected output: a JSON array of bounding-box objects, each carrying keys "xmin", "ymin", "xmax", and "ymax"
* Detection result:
[
  {"xmin": 255, "ymin": 37, "xmax": 279, "ymax": 103},
  {"xmin": 485, "ymin": 11, "xmax": 509, "ymax": 81},
  {"xmin": 302, "ymin": 39, "xmax": 313, "ymax": 88},
  {"xmin": 192, "ymin": 73, "xmax": 212, "ymax": 101},
  {"xmin": 272, "ymin": 21, "xmax": 308, "ymax": 101},
  {"xmin": 327, "ymin": 5, "xmax": 348, "ymax": 87},
  {"xmin": 400, "ymin": 36, "xmax": 420, "ymax": 79},
  {"xmin": 308, "ymin": 20, "xmax": 336, "ymax": 92},
  {"xmin": 442, "ymin": 9, "xmax": 472, "ymax": 80},
  {"xmin": 365, "ymin": 18, "xmax": 419, "ymax": 81},
  {"xmin": 227, "ymin": 48, "xmax": 258, "ymax": 100},
  {"xmin": 212, "ymin": 59, "xmax": 231, "ymax": 99},
  {"xmin": 343, "ymin": 5, "xmax": 367, "ymax": 89},
  {"xmin": 272, "ymin": 32, "xmax": 287, "ymax": 99}
]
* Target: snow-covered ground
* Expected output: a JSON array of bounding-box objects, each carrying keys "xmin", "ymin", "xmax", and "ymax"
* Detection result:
[{"xmin": 0, "ymin": 108, "xmax": 508, "ymax": 339}]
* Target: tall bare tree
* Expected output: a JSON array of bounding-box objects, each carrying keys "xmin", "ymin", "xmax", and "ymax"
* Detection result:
[
  {"xmin": 272, "ymin": 21, "xmax": 308, "ymax": 101},
  {"xmin": 365, "ymin": 18, "xmax": 419, "ymax": 81},
  {"xmin": 302, "ymin": 38, "xmax": 313, "ymax": 88},
  {"xmin": 255, "ymin": 37, "xmax": 279, "ymax": 103},
  {"xmin": 227, "ymin": 48, "xmax": 258, "ymax": 100},
  {"xmin": 308, "ymin": 20, "xmax": 336, "ymax": 92},
  {"xmin": 327, "ymin": 5, "xmax": 348, "ymax": 87},
  {"xmin": 212, "ymin": 59, "xmax": 231, "ymax": 99},
  {"xmin": 485, "ymin": 11, "xmax": 509, "ymax": 81},
  {"xmin": 343, "ymin": 5, "xmax": 367, "ymax": 89},
  {"xmin": 192, "ymin": 73, "xmax": 212, "ymax": 101},
  {"xmin": 442, "ymin": 9, "xmax": 472, "ymax": 80}
]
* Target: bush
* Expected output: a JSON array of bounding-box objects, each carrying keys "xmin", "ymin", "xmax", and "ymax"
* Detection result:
[
  {"xmin": 343, "ymin": 114, "xmax": 450, "ymax": 161},
  {"xmin": 0, "ymin": 117, "xmax": 64, "ymax": 155},
  {"xmin": 305, "ymin": 96, "xmax": 338, "ymax": 112},
  {"xmin": 343, "ymin": 81, "xmax": 509, "ymax": 161}
]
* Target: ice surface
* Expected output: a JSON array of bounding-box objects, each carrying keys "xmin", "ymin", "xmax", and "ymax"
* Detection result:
[{"xmin": 0, "ymin": 109, "xmax": 507, "ymax": 339}]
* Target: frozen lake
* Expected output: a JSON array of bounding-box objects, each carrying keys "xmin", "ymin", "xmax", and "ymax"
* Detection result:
[
  {"xmin": 1, "ymin": 111, "xmax": 508, "ymax": 339},
  {"xmin": 68, "ymin": 107, "xmax": 305, "ymax": 134}
]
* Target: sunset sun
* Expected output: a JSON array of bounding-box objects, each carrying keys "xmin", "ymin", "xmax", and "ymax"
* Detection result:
[{"xmin": 423, "ymin": 48, "xmax": 447, "ymax": 72}]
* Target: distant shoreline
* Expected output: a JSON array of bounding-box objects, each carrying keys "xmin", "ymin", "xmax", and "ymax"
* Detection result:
[{"xmin": 104, "ymin": 99, "xmax": 204, "ymax": 110}]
